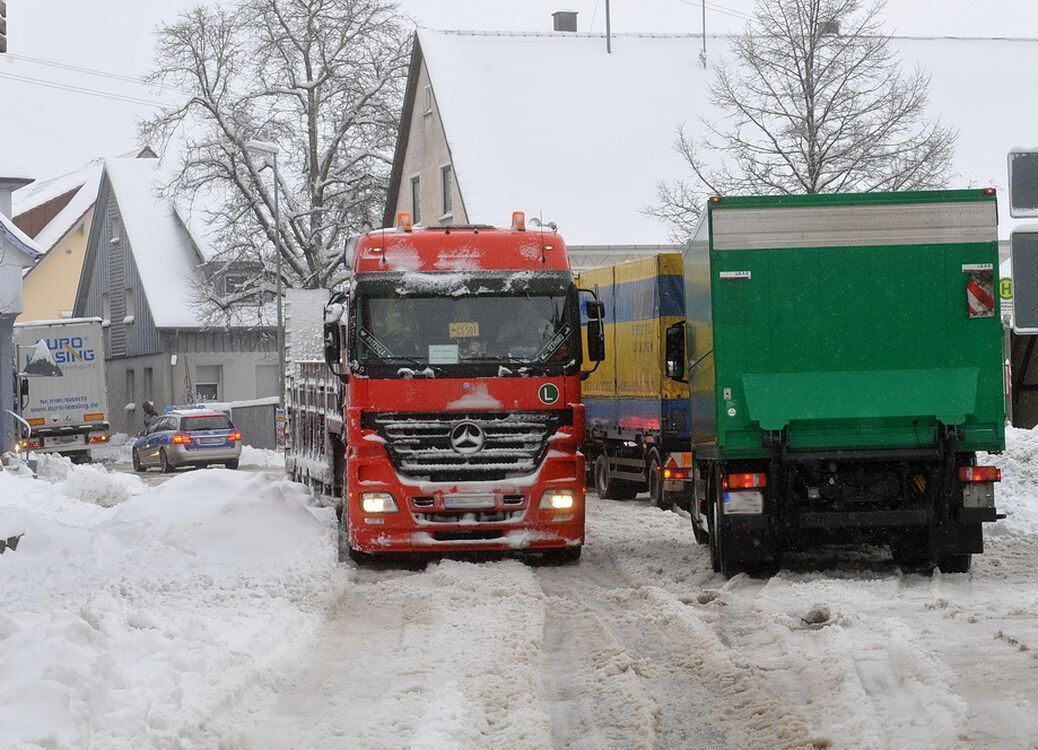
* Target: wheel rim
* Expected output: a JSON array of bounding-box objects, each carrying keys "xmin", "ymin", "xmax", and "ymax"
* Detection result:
[
  {"xmin": 596, "ymin": 457, "xmax": 609, "ymax": 496},
  {"xmin": 649, "ymin": 458, "xmax": 661, "ymax": 504}
]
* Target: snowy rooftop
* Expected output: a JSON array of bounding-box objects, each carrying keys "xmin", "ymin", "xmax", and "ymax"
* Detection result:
[
  {"xmin": 104, "ymin": 158, "xmax": 207, "ymax": 328},
  {"xmin": 419, "ymin": 30, "xmax": 1038, "ymax": 245},
  {"xmin": 0, "ymin": 212, "xmax": 42, "ymax": 261},
  {"xmin": 0, "ymin": 145, "xmax": 34, "ymax": 184}
]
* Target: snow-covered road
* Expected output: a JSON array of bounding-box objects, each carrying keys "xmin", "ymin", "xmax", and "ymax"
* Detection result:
[{"xmin": 4, "ymin": 432, "xmax": 1038, "ymax": 748}]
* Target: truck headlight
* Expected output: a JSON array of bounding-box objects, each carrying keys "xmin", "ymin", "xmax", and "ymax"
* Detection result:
[
  {"xmin": 361, "ymin": 492, "xmax": 398, "ymax": 513},
  {"xmin": 539, "ymin": 489, "xmax": 575, "ymax": 510}
]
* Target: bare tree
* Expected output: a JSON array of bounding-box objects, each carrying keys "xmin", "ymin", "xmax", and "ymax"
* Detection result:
[
  {"xmin": 142, "ymin": 0, "xmax": 410, "ymax": 316},
  {"xmin": 649, "ymin": 0, "xmax": 957, "ymax": 242}
]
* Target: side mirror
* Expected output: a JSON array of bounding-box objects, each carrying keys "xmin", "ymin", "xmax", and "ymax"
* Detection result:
[
  {"xmin": 323, "ymin": 321, "xmax": 341, "ymax": 367},
  {"xmin": 585, "ymin": 300, "xmax": 605, "ymax": 321},
  {"xmin": 586, "ymin": 318, "xmax": 606, "ymax": 363},
  {"xmin": 324, "ymin": 292, "xmax": 348, "ymax": 382},
  {"xmin": 665, "ymin": 322, "xmax": 686, "ymax": 382},
  {"xmin": 19, "ymin": 379, "xmax": 28, "ymax": 397}
]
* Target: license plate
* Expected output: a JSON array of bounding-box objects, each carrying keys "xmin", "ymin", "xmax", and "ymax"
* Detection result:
[
  {"xmin": 199, "ymin": 437, "xmax": 225, "ymax": 446},
  {"xmin": 53, "ymin": 435, "xmax": 78, "ymax": 445},
  {"xmin": 443, "ymin": 494, "xmax": 496, "ymax": 510}
]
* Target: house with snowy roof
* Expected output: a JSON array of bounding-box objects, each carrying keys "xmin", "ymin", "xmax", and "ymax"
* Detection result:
[
  {"xmin": 0, "ymin": 149, "xmax": 42, "ymax": 450},
  {"xmin": 73, "ymin": 157, "xmax": 278, "ymax": 434},
  {"xmin": 12, "ymin": 147, "xmax": 155, "ymax": 322},
  {"xmin": 386, "ymin": 27, "xmax": 1038, "ymax": 267}
]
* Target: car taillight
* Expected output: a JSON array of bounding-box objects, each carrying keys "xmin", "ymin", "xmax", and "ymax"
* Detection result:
[
  {"xmin": 228, "ymin": 430, "xmax": 242, "ymax": 442},
  {"xmin": 88, "ymin": 434, "xmax": 110, "ymax": 444},
  {"xmin": 662, "ymin": 467, "xmax": 690, "ymax": 480},
  {"xmin": 724, "ymin": 472, "xmax": 767, "ymax": 490},
  {"xmin": 172, "ymin": 433, "xmax": 193, "ymax": 445},
  {"xmin": 19, "ymin": 439, "xmax": 42, "ymax": 450},
  {"xmin": 959, "ymin": 466, "xmax": 1001, "ymax": 483}
]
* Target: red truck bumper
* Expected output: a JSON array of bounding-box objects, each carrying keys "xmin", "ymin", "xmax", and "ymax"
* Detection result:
[{"xmin": 346, "ymin": 452, "xmax": 586, "ymax": 555}]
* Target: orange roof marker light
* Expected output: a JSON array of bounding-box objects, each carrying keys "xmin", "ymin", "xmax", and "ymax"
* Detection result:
[
  {"xmin": 709, "ymin": 196, "xmax": 723, "ymax": 204},
  {"xmin": 396, "ymin": 212, "xmax": 413, "ymax": 232},
  {"xmin": 983, "ymin": 187, "xmax": 996, "ymax": 196},
  {"xmin": 511, "ymin": 211, "xmax": 526, "ymax": 231}
]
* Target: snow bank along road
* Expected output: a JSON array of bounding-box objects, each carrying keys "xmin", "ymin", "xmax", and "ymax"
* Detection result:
[{"xmin": 4, "ymin": 431, "xmax": 1038, "ymax": 748}]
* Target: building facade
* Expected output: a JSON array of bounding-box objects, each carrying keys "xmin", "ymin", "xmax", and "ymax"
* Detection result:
[{"xmin": 75, "ymin": 158, "xmax": 277, "ymax": 435}]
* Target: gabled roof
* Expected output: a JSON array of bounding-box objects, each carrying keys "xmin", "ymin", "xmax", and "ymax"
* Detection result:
[
  {"xmin": 97, "ymin": 158, "xmax": 208, "ymax": 328},
  {"xmin": 0, "ymin": 146, "xmax": 33, "ymax": 188},
  {"xmin": 0, "ymin": 213, "xmax": 42, "ymax": 263},
  {"xmin": 393, "ymin": 30, "xmax": 1038, "ymax": 245},
  {"xmin": 80, "ymin": 158, "xmax": 274, "ymax": 330}
]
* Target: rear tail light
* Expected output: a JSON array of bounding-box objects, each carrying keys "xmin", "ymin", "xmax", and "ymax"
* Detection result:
[
  {"xmin": 18, "ymin": 439, "xmax": 42, "ymax": 450},
  {"xmin": 228, "ymin": 430, "xmax": 242, "ymax": 442},
  {"xmin": 662, "ymin": 467, "xmax": 690, "ymax": 480},
  {"xmin": 88, "ymin": 434, "xmax": 110, "ymax": 444},
  {"xmin": 724, "ymin": 472, "xmax": 767, "ymax": 490},
  {"xmin": 172, "ymin": 433, "xmax": 193, "ymax": 445},
  {"xmin": 959, "ymin": 466, "xmax": 1001, "ymax": 483}
]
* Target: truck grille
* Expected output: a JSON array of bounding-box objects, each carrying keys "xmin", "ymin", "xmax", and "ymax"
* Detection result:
[{"xmin": 363, "ymin": 411, "xmax": 568, "ymax": 481}]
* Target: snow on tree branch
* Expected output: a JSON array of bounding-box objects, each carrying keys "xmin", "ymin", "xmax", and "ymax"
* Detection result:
[
  {"xmin": 649, "ymin": 0, "xmax": 957, "ymax": 243},
  {"xmin": 141, "ymin": 0, "xmax": 410, "ymax": 322}
]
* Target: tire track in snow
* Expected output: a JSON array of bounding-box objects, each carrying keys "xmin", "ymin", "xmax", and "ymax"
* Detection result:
[{"xmin": 535, "ymin": 505, "xmax": 818, "ymax": 749}]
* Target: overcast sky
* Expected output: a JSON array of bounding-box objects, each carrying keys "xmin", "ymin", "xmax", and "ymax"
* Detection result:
[{"xmin": 1, "ymin": 0, "xmax": 1036, "ymax": 178}]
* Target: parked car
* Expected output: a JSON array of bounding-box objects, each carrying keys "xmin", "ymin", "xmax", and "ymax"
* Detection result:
[{"xmin": 132, "ymin": 408, "xmax": 242, "ymax": 473}]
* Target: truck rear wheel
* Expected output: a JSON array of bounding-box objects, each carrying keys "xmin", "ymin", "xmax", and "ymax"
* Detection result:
[
  {"xmin": 647, "ymin": 453, "xmax": 670, "ymax": 510},
  {"xmin": 594, "ymin": 454, "xmax": 637, "ymax": 501},
  {"xmin": 938, "ymin": 554, "xmax": 972, "ymax": 574}
]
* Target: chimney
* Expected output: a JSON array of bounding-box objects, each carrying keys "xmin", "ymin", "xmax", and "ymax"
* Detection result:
[{"xmin": 552, "ymin": 11, "xmax": 578, "ymax": 33}]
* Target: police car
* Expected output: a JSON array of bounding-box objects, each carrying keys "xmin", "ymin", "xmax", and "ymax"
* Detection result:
[{"xmin": 132, "ymin": 407, "xmax": 242, "ymax": 473}]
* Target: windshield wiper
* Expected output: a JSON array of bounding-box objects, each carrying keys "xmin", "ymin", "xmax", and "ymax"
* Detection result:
[
  {"xmin": 385, "ymin": 356, "xmax": 448, "ymax": 377},
  {"xmin": 462, "ymin": 355, "xmax": 551, "ymax": 373}
]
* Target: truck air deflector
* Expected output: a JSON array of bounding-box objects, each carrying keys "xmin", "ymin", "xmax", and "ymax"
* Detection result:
[
  {"xmin": 741, "ymin": 368, "xmax": 980, "ymax": 430},
  {"xmin": 712, "ymin": 201, "xmax": 996, "ymax": 251}
]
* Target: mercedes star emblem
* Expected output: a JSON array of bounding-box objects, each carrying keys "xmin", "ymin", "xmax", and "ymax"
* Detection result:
[{"xmin": 450, "ymin": 421, "xmax": 485, "ymax": 455}]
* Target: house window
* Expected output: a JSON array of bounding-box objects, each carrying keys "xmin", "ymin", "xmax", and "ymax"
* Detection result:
[
  {"xmin": 110, "ymin": 214, "xmax": 123, "ymax": 244},
  {"xmin": 125, "ymin": 369, "xmax": 136, "ymax": 406},
  {"xmin": 423, "ymin": 85, "xmax": 433, "ymax": 115},
  {"xmin": 223, "ymin": 270, "xmax": 251, "ymax": 296},
  {"xmin": 441, "ymin": 165, "xmax": 453, "ymax": 218},
  {"xmin": 410, "ymin": 176, "xmax": 421, "ymax": 224},
  {"xmin": 143, "ymin": 368, "xmax": 153, "ymax": 402},
  {"xmin": 101, "ymin": 292, "xmax": 111, "ymax": 324},
  {"xmin": 124, "ymin": 288, "xmax": 135, "ymax": 324},
  {"xmin": 195, "ymin": 365, "xmax": 222, "ymax": 401}
]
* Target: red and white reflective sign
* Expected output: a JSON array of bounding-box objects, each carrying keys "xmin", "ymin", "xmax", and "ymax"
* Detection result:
[{"xmin": 965, "ymin": 268, "xmax": 995, "ymax": 319}]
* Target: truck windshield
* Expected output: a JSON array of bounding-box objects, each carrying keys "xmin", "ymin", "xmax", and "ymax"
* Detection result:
[{"xmin": 353, "ymin": 272, "xmax": 580, "ymax": 376}]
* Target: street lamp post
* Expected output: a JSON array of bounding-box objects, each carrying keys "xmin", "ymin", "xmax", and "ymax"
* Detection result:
[{"xmin": 245, "ymin": 140, "xmax": 285, "ymax": 408}]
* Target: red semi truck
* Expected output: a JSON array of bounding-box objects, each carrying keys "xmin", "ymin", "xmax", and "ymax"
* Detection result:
[{"xmin": 307, "ymin": 212, "xmax": 605, "ymax": 563}]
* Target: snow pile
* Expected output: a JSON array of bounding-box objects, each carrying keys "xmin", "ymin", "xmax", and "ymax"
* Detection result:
[
  {"xmin": 984, "ymin": 426, "xmax": 1038, "ymax": 536},
  {"xmin": 219, "ymin": 559, "xmax": 554, "ymax": 748},
  {"xmin": 239, "ymin": 445, "xmax": 285, "ymax": 470},
  {"xmin": 0, "ymin": 464, "xmax": 337, "ymax": 748}
]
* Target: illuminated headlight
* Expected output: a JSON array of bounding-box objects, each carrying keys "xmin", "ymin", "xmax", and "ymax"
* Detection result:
[
  {"xmin": 360, "ymin": 492, "xmax": 398, "ymax": 513},
  {"xmin": 539, "ymin": 489, "xmax": 575, "ymax": 510}
]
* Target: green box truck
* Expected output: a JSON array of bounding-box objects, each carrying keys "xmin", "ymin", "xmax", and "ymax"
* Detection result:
[{"xmin": 670, "ymin": 190, "xmax": 1006, "ymax": 576}]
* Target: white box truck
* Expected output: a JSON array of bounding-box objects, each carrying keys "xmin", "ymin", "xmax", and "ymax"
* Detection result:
[{"xmin": 13, "ymin": 318, "xmax": 110, "ymax": 461}]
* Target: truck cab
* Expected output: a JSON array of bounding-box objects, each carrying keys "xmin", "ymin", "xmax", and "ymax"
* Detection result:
[{"xmin": 321, "ymin": 213, "xmax": 605, "ymax": 562}]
